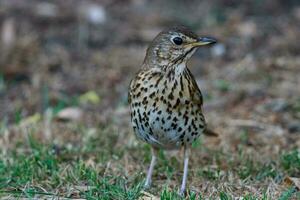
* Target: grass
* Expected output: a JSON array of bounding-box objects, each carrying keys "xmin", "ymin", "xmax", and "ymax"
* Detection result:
[
  {"xmin": 0, "ymin": 133, "xmax": 144, "ymax": 199},
  {"xmin": 0, "ymin": 121, "xmax": 299, "ymax": 199}
]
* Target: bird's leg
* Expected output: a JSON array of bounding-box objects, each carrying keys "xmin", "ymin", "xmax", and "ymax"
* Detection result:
[
  {"xmin": 179, "ymin": 145, "xmax": 190, "ymax": 196},
  {"xmin": 144, "ymin": 147, "xmax": 158, "ymax": 189}
]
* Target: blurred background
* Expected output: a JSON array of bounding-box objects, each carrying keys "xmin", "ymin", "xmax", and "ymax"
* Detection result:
[{"xmin": 0, "ymin": 0, "xmax": 299, "ymax": 198}]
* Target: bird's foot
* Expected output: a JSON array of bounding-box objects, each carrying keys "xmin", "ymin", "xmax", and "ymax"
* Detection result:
[
  {"xmin": 179, "ymin": 187, "xmax": 186, "ymax": 197},
  {"xmin": 144, "ymin": 180, "xmax": 151, "ymax": 190}
]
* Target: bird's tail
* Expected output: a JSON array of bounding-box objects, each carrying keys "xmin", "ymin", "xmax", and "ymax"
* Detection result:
[{"xmin": 203, "ymin": 128, "xmax": 219, "ymax": 137}]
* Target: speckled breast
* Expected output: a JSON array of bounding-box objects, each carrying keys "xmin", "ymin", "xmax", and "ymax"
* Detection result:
[{"xmin": 129, "ymin": 67, "xmax": 206, "ymax": 149}]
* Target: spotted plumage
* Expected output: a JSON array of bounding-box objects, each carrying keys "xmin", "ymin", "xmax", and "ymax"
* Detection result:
[
  {"xmin": 128, "ymin": 26, "xmax": 217, "ymax": 195},
  {"xmin": 129, "ymin": 65, "xmax": 205, "ymax": 149}
]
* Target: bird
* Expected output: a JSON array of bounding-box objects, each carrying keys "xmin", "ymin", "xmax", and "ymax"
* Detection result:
[{"xmin": 128, "ymin": 26, "xmax": 217, "ymax": 195}]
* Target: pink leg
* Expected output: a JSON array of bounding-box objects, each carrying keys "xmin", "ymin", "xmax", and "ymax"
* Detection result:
[
  {"xmin": 179, "ymin": 146, "xmax": 190, "ymax": 196},
  {"xmin": 144, "ymin": 147, "xmax": 157, "ymax": 188}
]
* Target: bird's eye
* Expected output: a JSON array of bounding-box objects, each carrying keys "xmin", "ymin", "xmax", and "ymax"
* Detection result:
[{"xmin": 172, "ymin": 37, "xmax": 183, "ymax": 45}]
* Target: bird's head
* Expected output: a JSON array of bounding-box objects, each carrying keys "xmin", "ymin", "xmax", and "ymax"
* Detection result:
[{"xmin": 143, "ymin": 26, "xmax": 217, "ymax": 68}]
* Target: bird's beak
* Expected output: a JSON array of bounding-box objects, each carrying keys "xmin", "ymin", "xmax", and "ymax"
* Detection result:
[{"xmin": 190, "ymin": 37, "xmax": 217, "ymax": 47}]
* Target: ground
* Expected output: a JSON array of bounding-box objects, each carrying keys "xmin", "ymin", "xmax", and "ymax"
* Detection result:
[{"xmin": 0, "ymin": 0, "xmax": 299, "ymax": 199}]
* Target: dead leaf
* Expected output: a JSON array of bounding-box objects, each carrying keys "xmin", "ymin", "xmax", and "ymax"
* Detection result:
[
  {"xmin": 139, "ymin": 191, "xmax": 159, "ymax": 200},
  {"xmin": 20, "ymin": 113, "xmax": 41, "ymax": 126},
  {"xmin": 1, "ymin": 18, "xmax": 16, "ymax": 49},
  {"xmin": 56, "ymin": 107, "xmax": 83, "ymax": 121},
  {"xmin": 79, "ymin": 91, "xmax": 101, "ymax": 105},
  {"xmin": 237, "ymin": 21, "xmax": 257, "ymax": 37},
  {"xmin": 284, "ymin": 176, "xmax": 300, "ymax": 190}
]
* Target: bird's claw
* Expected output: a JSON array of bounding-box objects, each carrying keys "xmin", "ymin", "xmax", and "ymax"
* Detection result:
[
  {"xmin": 179, "ymin": 188, "xmax": 186, "ymax": 197},
  {"xmin": 144, "ymin": 181, "xmax": 151, "ymax": 190}
]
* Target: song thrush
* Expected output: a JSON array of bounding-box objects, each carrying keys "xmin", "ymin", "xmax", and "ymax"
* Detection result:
[{"xmin": 128, "ymin": 26, "xmax": 217, "ymax": 195}]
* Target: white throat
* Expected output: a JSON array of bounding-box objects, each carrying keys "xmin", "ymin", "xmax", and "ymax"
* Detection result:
[
  {"xmin": 174, "ymin": 48, "xmax": 196, "ymax": 75},
  {"xmin": 175, "ymin": 62, "xmax": 187, "ymax": 75}
]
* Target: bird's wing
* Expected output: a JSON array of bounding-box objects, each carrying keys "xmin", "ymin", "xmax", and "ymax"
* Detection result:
[
  {"xmin": 128, "ymin": 79, "xmax": 133, "ymax": 104},
  {"xmin": 185, "ymin": 68, "xmax": 203, "ymax": 106},
  {"xmin": 128, "ymin": 70, "xmax": 142, "ymax": 104}
]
